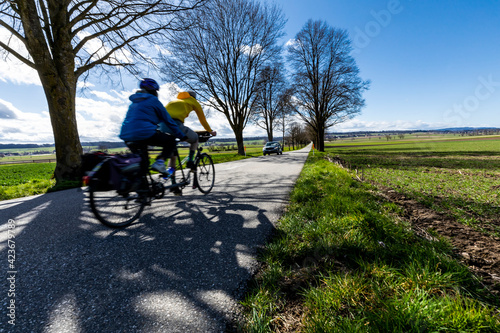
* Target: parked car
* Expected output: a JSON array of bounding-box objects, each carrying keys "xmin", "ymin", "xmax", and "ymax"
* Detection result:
[{"xmin": 263, "ymin": 141, "xmax": 283, "ymax": 155}]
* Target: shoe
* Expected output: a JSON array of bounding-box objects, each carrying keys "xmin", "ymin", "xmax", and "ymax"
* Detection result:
[
  {"xmin": 151, "ymin": 160, "xmax": 167, "ymax": 173},
  {"xmin": 186, "ymin": 160, "xmax": 195, "ymax": 170}
]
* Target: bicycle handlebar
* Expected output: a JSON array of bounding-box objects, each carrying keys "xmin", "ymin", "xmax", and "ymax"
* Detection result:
[{"xmin": 195, "ymin": 130, "xmax": 213, "ymax": 143}]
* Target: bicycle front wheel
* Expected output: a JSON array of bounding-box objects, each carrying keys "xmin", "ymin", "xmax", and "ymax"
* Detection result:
[
  {"xmin": 89, "ymin": 187, "xmax": 145, "ymax": 228},
  {"xmin": 195, "ymin": 153, "xmax": 215, "ymax": 194}
]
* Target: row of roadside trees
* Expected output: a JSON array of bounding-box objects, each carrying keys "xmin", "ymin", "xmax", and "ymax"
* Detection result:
[{"xmin": 0, "ymin": 0, "xmax": 368, "ymax": 184}]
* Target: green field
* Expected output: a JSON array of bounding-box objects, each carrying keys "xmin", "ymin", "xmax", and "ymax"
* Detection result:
[
  {"xmin": 0, "ymin": 163, "xmax": 56, "ymax": 200},
  {"xmin": 242, "ymin": 136, "xmax": 500, "ymax": 332},
  {"xmin": 331, "ymin": 136, "xmax": 500, "ymax": 238}
]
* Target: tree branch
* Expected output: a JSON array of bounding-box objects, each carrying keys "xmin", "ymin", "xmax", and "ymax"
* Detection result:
[
  {"xmin": 0, "ymin": 18, "xmax": 26, "ymax": 45},
  {"xmin": 0, "ymin": 40, "xmax": 35, "ymax": 68}
]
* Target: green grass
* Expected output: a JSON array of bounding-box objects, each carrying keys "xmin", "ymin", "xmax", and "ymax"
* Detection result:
[
  {"xmin": 333, "ymin": 137, "xmax": 500, "ymax": 238},
  {"xmin": 0, "ymin": 163, "xmax": 56, "ymax": 200},
  {"xmin": 241, "ymin": 152, "xmax": 500, "ymax": 332}
]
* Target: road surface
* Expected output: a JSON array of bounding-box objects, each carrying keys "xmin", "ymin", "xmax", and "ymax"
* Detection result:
[{"xmin": 0, "ymin": 144, "xmax": 310, "ymax": 332}]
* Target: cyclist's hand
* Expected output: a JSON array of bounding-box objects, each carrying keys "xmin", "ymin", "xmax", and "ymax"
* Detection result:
[{"xmin": 210, "ymin": 131, "xmax": 217, "ymax": 137}]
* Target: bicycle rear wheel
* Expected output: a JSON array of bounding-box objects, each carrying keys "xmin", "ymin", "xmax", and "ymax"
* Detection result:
[
  {"xmin": 89, "ymin": 186, "xmax": 145, "ymax": 228},
  {"xmin": 195, "ymin": 153, "xmax": 215, "ymax": 194}
]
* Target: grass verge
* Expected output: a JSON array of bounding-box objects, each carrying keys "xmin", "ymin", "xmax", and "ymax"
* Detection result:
[{"xmin": 240, "ymin": 152, "xmax": 500, "ymax": 332}]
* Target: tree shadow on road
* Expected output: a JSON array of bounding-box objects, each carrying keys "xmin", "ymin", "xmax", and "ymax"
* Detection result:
[{"xmin": 0, "ymin": 188, "xmax": 278, "ymax": 332}]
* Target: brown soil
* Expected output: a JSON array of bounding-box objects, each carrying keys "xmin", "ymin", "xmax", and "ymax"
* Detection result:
[{"xmin": 379, "ymin": 188, "xmax": 500, "ymax": 296}]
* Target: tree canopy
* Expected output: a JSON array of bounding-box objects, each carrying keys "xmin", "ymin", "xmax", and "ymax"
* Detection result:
[
  {"xmin": 0, "ymin": 0, "xmax": 206, "ymax": 182},
  {"xmin": 287, "ymin": 19, "xmax": 369, "ymax": 151},
  {"xmin": 161, "ymin": 0, "xmax": 286, "ymax": 155},
  {"xmin": 252, "ymin": 64, "xmax": 289, "ymax": 141}
]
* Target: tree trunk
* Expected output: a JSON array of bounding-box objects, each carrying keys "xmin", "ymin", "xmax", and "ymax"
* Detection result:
[
  {"xmin": 18, "ymin": 0, "xmax": 82, "ymax": 183},
  {"xmin": 234, "ymin": 128, "xmax": 245, "ymax": 155},
  {"xmin": 282, "ymin": 120, "xmax": 285, "ymax": 148},
  {"xmin": 41, "ymin": 80, "xmax": 83, "ymax": 182},
  {"xmin": 317, "ymin": 126, "xmax": 325, "ymax": 152},
  {"xmin": 267, "ymin": 130, "xmax": 273, "ymax": 142}
]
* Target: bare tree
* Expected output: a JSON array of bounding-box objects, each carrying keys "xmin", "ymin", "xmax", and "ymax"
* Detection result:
[
  {"xmin": 288, "ymin": 19, "xmax": 369, "ymax": 152},
  {"xmin": 287, "ymin": 121, "xmax": 309, "ymax": 150},
  {"xmin": 252, "ymin": 64, "xmax": 287, "ymax": 142},
  {"xmin": 276, "ymin": 87, "xmax": 296, "ymax": 147},
  {"xmin": 161, "ymin": 0, "xmax": 286, "ymax": 155},
  {"xmin": 287, "ymin": 122, "xmax": 301, "ymax": 150},
  {"xmin": 0, "ymin": 0, "xmax": 206, "ymax": 183}
]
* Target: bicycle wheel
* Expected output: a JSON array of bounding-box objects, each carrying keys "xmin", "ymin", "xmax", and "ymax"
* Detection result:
[
  {"xmin": 89, "ymin": 185, "xmax": 145, "ymax": 228},
  {"xmin": 195, "ymin": 153, "xmax": 215, "ymax": 194}
]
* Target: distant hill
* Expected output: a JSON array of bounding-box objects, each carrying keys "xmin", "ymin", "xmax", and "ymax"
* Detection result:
[
  {"xmin": 0, "ymin": 143, "xmax": 55, "ymax": 150},
  {"xmin": 329, "ymin": 127, "xmax": 500, "ymax": 136},
  {"xmin": 434, "ymin": 127, "xmax": 499, "ymax": 132}
]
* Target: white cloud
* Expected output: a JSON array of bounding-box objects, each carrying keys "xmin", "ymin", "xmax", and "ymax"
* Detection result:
[
  {"xmin": 333, "ymin": 119, "xmax": 450, "ymax": 133},
  {"xmin": 75, "ymin": 31, "xmax": 132, "ymax": 65},
  {"xmin": 154, "ymin": 44, "xmax": 171, "ymax": 56},
  {"xmin": 284, "ymin": 39, "xmax": 297, "ymax": 48},
  {"xmin": 0, "ymin": 28, "xmax": 40, "ymax": 86},
  {"xmin": 183, "ymin": 106, "xmax": 243, "ymax": 138},
  {"xmin": 75, "ymin": 91, "xmax": 132, "ymax": 142},
  {"xmin": 89, "ymin": 90, "xmax": 123, "ymax": 103},
  {"xmin": 77, "ymin": 81, "xmax": 95, "ymax": 89},
  {"xmin": 0, "ymin": 98, "xmax": 53, "ymax": 143},
  {"xmin": 240, "ymin": 44, "xmax": 263, "ymax": 56}
]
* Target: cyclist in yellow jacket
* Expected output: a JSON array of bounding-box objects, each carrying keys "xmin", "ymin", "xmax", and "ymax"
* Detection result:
[{"xmin": 159, "ymin": 91, "xmax": 216, "ymax": 194}]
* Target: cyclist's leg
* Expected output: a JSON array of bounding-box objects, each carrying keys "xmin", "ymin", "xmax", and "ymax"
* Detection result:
[
  {"xmin": 177, "ymin": 124, "xmax": 199, "ymax": 166},
  {"xmin": 163, "ymin": 120, "xmax": 198, "ymax": 168},
  {"xmin": 138, "ymin": 131, "xmax": 173, "ymax": 174},
  {"xmin": 157, "ymin": 123, "xmax": 181, "ymax": 193},
  {"xmin": 141, "ymin": 131, "xmax": 176, "ymax": 162},
  {"xmin": 159, "ymin": 120, "xmax": 183, "ymax": 170}
]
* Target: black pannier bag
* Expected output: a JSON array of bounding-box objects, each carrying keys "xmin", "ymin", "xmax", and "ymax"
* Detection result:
[
  {"xmin": 81, "ymin": 151, "xmax": 110, "ymax": 190},
  {"xmin": 82, "ymin": 152, "xmax": 142, "ymax": 192}
]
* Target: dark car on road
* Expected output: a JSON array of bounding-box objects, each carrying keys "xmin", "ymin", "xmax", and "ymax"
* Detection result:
[{"xmin": 263, "ymin": 141, "xmax": 283, "ymax": 155}]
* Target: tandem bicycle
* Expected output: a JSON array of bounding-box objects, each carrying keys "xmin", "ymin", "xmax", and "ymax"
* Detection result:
[{"xmin": 85, "ymin": 131, "xmax": 215, "ymax": 228}]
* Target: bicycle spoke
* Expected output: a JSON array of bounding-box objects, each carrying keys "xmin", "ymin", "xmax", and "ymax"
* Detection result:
[{"xmin": 89, "ymin": 189, "xmax": 145, "ymax": 228}]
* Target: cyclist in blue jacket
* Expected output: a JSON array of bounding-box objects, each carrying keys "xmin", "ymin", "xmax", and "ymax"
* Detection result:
[{"xmin": 119, "ymin": 78, "xmax": 186, "ymax": 174}]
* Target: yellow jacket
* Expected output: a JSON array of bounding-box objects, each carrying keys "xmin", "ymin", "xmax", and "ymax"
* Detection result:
[{"xmin": 165, "ymin": 92, "xmax": 212, "ymax": 132}]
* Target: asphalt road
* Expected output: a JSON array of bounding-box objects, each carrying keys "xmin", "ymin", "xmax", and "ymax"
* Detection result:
[{"xmin": 0, "ymin": 144, "xmax": 311, "ymax": 333}]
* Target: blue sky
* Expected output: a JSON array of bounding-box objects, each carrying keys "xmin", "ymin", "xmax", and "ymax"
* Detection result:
[{"xmin": 1, "ymin": 0, "xmax": 500, "ymax": 143}]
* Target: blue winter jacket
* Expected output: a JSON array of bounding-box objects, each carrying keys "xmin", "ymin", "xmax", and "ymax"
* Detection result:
[{"xmin": 119, "ymin": 91, "xmax": 185, "ymax": 141}]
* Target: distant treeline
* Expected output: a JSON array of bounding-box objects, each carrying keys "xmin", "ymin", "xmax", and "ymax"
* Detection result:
[
  {"xmin": 0, "ymin": 143, "xmax": 55, "ymax": 149},
  {"xmin": 328, "ymin": 127, "xmax": 500, "ymax": 137},
  {"xmin": 1, "ymin": 136, "xmax": 278, "ymax": 150},
  {"xmin": 81, "ymin": 141, "xmax": 127, "ymax": 149}
]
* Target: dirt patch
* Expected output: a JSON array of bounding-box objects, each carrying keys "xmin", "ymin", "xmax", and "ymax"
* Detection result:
[{"xmin": 379, "ymin": 188, "xmax": 500, "ymax": 296}]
